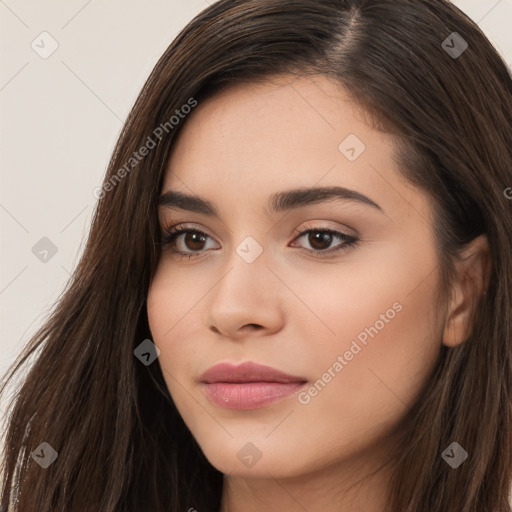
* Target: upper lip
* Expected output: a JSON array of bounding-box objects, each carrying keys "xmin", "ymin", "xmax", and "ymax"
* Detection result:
[{"xmin": 200, "ymin": 361, "xmax": 307, "ymax": 384}]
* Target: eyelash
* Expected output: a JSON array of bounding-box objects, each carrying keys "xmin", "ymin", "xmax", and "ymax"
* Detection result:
[{"xmin": 160, "ymin": 223, "xmax": 359, "ymax": 260}]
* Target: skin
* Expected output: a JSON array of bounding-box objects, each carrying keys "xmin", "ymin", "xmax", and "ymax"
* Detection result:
[{"xmin": 146, "ymin": 74, "xmax": 491, "ymax": 512}]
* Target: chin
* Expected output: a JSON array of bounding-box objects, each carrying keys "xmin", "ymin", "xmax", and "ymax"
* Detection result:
[{"xmin": 197, "ymin": 436, "xmax": 314, "ymax": 478}]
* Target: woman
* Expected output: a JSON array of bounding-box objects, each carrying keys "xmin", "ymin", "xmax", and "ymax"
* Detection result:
[{"xmin": 1, "ymin": 0, "xmax": 511, "ymax": 510}]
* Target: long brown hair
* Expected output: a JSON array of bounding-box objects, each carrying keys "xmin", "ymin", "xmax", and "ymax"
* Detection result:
[{"xmin": 1, "ymin": 1, "xmax": 511, "ymax": 510}]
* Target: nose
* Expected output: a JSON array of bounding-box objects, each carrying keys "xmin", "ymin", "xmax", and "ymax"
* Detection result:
[{"xmin": 206, "ymin": 247, "xmax": 285, "ymax": 340}]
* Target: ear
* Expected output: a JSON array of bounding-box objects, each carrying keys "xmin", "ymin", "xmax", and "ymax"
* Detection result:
[{"xmin": 442, "ymin": 234, "xmax": 492, "ymax": 348}]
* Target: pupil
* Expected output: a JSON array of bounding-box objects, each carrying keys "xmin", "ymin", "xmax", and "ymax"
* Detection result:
[
  {"xmin": 186, "ymin": 233, "xmax": 205, "ymax": 250},
  {"xmin": 310, "ymin": 231, "xmax": 331, "ymax": 250}
]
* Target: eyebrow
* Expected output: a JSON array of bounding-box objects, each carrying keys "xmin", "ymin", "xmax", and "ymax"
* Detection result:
[{"xmin": 158, "ymin": 185, "xmax": 383, "ymax": 217}]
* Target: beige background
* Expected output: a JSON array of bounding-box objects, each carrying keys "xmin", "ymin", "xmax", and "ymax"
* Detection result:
[{"xmin": 0, "ymin": 0, "xmax": 511, "ymax": 455}]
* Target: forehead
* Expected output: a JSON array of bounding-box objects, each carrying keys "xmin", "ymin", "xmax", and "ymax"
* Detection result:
[{"xmin": 161, "ymin": 74, "xmax": 431, "ymax": 225}]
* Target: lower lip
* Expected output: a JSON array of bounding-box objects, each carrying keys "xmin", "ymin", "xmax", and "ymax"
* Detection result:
[{"xmin": 203, "ymin": 382, "xmax": 306, "ymax": 409}]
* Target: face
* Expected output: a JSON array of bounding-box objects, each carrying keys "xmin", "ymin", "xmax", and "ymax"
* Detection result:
[{"xmin": 146, "ymin": 74, "xmax": 445, "ymax": 479}]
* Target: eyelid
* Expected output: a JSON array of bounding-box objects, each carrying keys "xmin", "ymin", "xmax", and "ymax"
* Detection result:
[
  {"xmin": 161, "ymin": 220, "xmax": 356, "ymax": 239},
  {"xmin": 291, "ymin": 221, "xmax": 356, "ymax": 239},
  {"xmin": 160, "ymin": 223, "xmax": 220, "ymax": 249}
]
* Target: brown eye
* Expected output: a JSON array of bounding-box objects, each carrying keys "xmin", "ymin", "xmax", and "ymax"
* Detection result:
[
  {"xmin": 180, "ymin": 231, "xmax": 207, "ymax": 251},
  {"xmin": 291, "ymin": 226, "xmax": 358, "ymax": 257},
  {"xmin": 161, "ymin": 226, "xmax": 218, "ymax": 258},
  {"xmin": 307, "ymin": 231, "xmax": 334, "ymax": 251}
]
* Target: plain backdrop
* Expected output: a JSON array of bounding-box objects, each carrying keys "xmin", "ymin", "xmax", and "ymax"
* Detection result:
[{"xmin": 1, "ymin": 0, "xmax": 511, "ymax": 424}]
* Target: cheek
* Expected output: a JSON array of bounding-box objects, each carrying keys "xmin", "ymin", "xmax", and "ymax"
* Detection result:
[
  {"xmin": 296, "ymin": 245, "xmax": 442, "ymax": 423},
  {"xmin": 146, "ymin": 266, "xmax": 207, "ymax": 409},
  {"xmin": 287, "ymin": 276, "xmax": 441, "ymax": 472},
  {"xmin": 147, "ymin": 260, "xmax": 203, "ymax": 348}
]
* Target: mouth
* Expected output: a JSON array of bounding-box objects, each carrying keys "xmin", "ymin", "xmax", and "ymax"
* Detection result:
[{"xmin": 200, "ymin": 361, "xmax": 308, "ymax": 410}]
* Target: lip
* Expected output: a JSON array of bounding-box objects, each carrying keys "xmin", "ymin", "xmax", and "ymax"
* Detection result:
[
  {"xmin": 200, "ymin": 361, "xmax": 307, "ymax": 384},
  {"xmin": 200, "ymin": 361, "xmax": 308, "ymax": 410}
]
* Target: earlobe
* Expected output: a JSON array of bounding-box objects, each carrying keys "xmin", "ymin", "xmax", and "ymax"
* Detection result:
[{"xmin": 442, "ymin": 234, "xmax": 492, "ymax": 348}]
